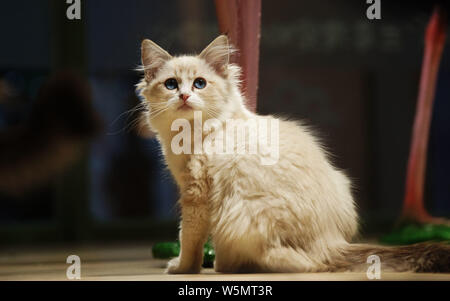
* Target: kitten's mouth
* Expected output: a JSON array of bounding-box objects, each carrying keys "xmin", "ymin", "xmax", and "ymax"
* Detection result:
[{"xmin": 177, "ymin": 103, "xmax": 193, "ymax": 111}]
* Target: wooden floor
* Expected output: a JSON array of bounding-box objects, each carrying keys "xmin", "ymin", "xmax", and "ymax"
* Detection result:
[{"xmin": 0, "ymin": 242, "xmax": 449, "ymax": 281}]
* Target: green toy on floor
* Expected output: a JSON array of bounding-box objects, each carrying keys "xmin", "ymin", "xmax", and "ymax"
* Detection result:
[
  {"xmin": 380, "ymin": 223, "xmax": 450, "ymax": 245},
  {"xmin": 152, "ymin": 241, "xmax": 215, "ymax": 268}
]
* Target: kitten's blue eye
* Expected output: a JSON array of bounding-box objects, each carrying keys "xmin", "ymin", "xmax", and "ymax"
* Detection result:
[
  {"xmin": 193, "ymin": 78, "xmax": 206, "ymax": 89},
  {"xmin": 164, "ymin": 78, "xmax": 178, "ymax": 90}
]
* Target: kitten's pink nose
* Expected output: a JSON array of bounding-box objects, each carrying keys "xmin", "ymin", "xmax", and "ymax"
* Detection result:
[{"xmin": 180, "ymin": 94, "xmax": 190, "ymax": 102}]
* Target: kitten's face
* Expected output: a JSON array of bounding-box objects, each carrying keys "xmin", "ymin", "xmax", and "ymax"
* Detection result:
[
  {"xmin": 139, "ymin": 35, "xmax": 240, "ymax": 127},
  {"xmin": 144, "ymin": 56, "xmax": 229, "ymax": 121}
]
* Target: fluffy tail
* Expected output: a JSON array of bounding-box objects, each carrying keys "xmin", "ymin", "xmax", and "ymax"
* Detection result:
[{"xmin": 331, "ymin": 242, "xmax": 450, "ymax": 273}]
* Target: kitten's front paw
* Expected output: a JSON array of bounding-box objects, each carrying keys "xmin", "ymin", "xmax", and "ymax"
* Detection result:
[
  {"xmin": 166, "ymin": 257, "xmax": 182, "ymax": 274},
  {"xmin": 166, "ymin": 257, "xmax": 201, "ymax": 274}
]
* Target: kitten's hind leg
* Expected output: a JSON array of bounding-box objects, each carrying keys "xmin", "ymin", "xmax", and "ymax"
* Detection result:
[
  {"xmin": 214, "ymin": 246, "xmax": 325, "ymax": 273},
  {"xmin": 257, "ymin": 247, "xmax": 327, "ymax": 273}
]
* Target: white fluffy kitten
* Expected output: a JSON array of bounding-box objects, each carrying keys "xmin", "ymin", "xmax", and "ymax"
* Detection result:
[{"xmin": 137, "ymin": 35, "xmax": 450, "ymax": 274}]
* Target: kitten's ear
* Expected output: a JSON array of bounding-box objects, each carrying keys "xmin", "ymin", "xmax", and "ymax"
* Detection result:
[
  {"xmin": 141, "ymin": 39, "xmax": 172, "ymax": 82},
  {"xmin": 199, "ymin": 35, "xmax": 234, "ymax": 75}
]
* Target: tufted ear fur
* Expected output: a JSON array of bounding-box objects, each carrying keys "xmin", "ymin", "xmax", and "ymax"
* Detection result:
[
  {"xmin": 141, "ymin": 39, "xmax": 172, "ymax": 82},
  {"xmin": 199, "ymin": 35, "xmax": 235, "ymax": 76}
]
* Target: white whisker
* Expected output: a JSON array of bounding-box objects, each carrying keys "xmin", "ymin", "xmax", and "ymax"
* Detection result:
[{"xmin": 109, "ymin": 102, "xmax": 146, "ymax": 128}]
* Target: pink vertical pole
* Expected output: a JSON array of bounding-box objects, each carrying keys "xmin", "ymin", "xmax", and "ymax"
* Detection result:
[
  {"xmin": 214, "ymin": 0, "xmax": 261, "ymax": 112},
  {"xmin": 402, "ymin": 7, "xmax": 447, "ymax": 223}
]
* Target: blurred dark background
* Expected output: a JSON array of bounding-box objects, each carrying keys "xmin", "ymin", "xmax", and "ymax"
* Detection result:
[{"xmin": 0, "ymin": 0, "xmax": 449, "ymax": 245}]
